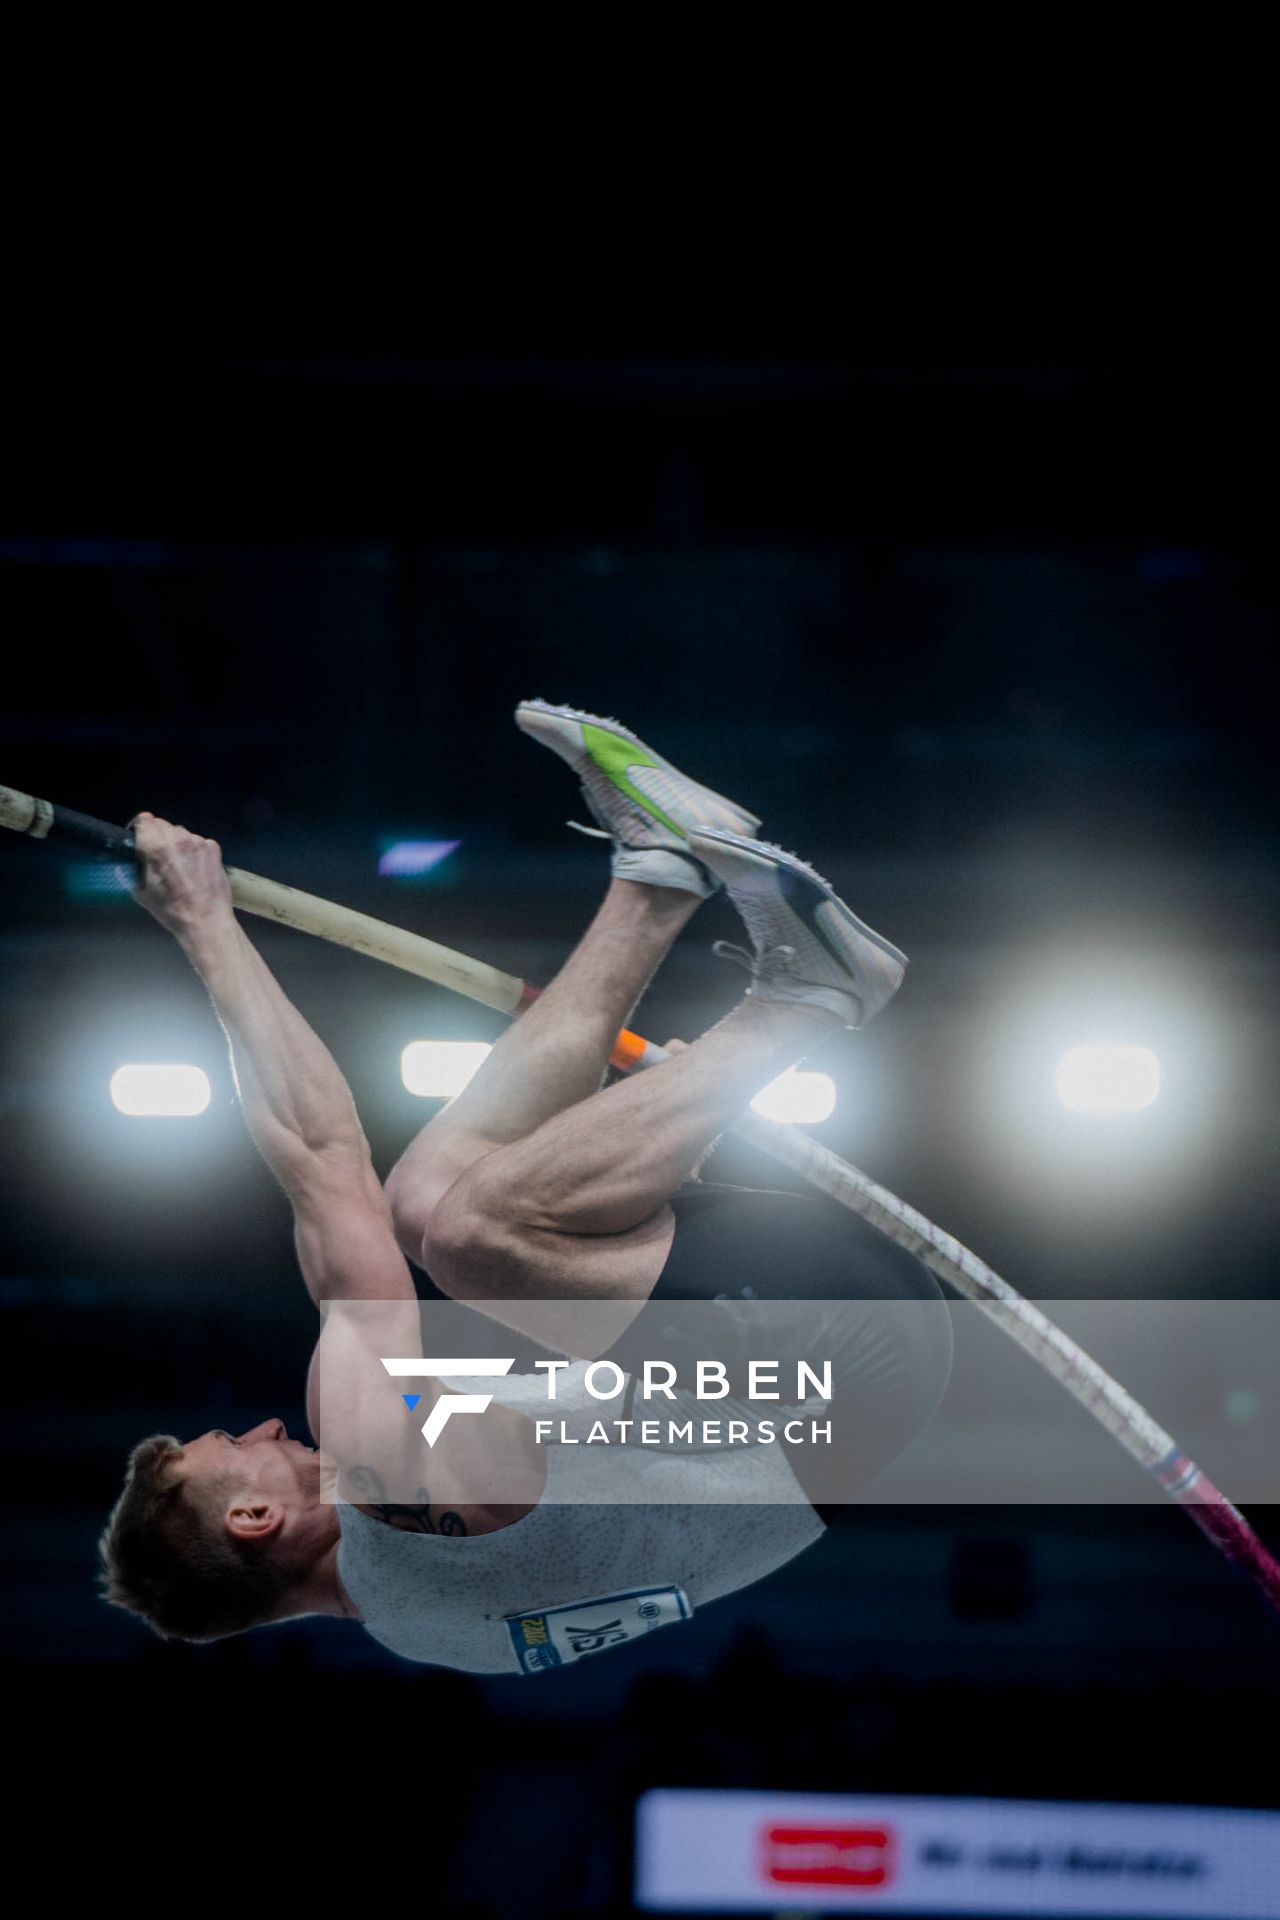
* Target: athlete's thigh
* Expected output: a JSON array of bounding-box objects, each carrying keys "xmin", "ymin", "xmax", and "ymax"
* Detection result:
[{"xmin": 425, "ymin": 1196, "xmax": 678, "ymax": 1360}]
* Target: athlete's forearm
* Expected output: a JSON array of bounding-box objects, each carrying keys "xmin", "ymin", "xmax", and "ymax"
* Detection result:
[
  {"xmin": 183, "ymin": 912, "xmax": 370, "ymax": 1180},
  {"xmin": 129, "ymin": 810, "xmax": 372, "ymax": 1190}
]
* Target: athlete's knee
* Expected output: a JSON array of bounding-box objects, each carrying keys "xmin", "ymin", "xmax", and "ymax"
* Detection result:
[
  {"xmin": 385, "ymin": 1137, "xmax": 498, "ymax": 1271},
  {"xmin": 384, "ymin": 1166, "xmax": 431, "ymax": 1266},
  {"xmin": 419, "ymin": 1165, "xmax": 528, "ymax": 1300},
  {"xmin": 385, "ymin": 1159, "xmax": 466, "ymax": 1274}
]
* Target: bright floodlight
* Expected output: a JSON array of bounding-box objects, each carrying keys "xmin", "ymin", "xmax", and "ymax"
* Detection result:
[
  {"xmin": 1055, "ymin": 1045, "xmax": 1160, "ymax": 1113},
  {"xmin": 401, "ymin": 1041, "xmax": 493, "ymax": 1098},
  {"xmin": 110, "ymin": 1064, "xmax": 211, "ymax": 1117},
  {"xmin": 750, "ymin": 1068, "xmax": 837, "ymax": 1125}
]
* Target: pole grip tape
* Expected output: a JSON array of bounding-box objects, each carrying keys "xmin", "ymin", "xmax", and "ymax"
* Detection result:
[
  {"xmin": 36, "ymin": 803, "xmax": 137, "ymax": 860},
  {"xmin": 609, "ymin": 1027, "xmax": 660, "ymax": 1072}
]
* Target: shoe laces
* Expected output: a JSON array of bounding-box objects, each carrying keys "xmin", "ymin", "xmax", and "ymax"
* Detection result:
[
  {"xmin": 565, "ymin": 780, "xmax": 658, "ymax": 844},
  {"xmin": 712, "ymin": 939, "xmax": 799, "ymax": 982},
  {"xmin": 566, "ymin": 786, "xmax": 714, "ymax": 883},
  {"xmin": 713, "ymin": 938, "xmax": 862, "ymax": 1020},
  {"xmin": 716, "ymin": 882, "xmax": 795, "ymax": 958},
  {"xmin": 566, "ymin": 783, "xmax": 614, "ymax": 840}
]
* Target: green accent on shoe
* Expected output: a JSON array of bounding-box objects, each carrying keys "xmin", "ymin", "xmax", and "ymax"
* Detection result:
[{"xmin": 580, "ymin": 723, "xmax": 688, "ymax": 841}]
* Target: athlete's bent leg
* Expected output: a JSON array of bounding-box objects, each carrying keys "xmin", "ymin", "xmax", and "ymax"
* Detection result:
[
  {"xmin": 385, "ymin": 879, "xmax": 699, "ymax": 1263},
  {"xmin": 423, "ymin": 994, "xmax": 840, "ymax": 1306}
]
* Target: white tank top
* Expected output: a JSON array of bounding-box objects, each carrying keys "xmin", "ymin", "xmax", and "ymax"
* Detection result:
[{"xmin": 336, "ymin": 1359, "xmax": 825, "ymax": 1674}]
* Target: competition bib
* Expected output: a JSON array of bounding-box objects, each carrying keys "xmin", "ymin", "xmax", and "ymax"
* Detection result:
[{"xmin": 505, "ymin": 1585, "xmax": 691, "ymax": 1673}]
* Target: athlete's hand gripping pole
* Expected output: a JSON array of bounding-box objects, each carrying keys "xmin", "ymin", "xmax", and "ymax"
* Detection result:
[{"xmin": 0, "ymin": 783, "xmax": 663, "ymax": 1067}]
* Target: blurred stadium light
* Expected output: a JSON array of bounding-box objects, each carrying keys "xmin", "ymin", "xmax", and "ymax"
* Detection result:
[
  {"xmin": 400, "ymin": 1040, "xmax": 492, "ymax": 1098},
  {"xmin": 109, "ymin": 1064, "xmax": 211, "ymax": 1116},
  {"xmin": 750, "ymin": 1068, "xmax": 837, "ymax": 1125},
  {"xmin": 1056, "ymin": 1044, "xmax": 1160, "ymax": 1112}
]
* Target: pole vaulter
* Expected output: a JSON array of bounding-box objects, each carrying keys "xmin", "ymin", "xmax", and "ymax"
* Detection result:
[{"xmin": 3, "ymin": 774, "xmax": 1277, "ymax": 1619}]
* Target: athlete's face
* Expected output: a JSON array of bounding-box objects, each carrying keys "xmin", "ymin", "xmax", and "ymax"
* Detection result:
[{"xmin": 177, "ymin": 1418, "xmax": 324, "ymax": 1537}]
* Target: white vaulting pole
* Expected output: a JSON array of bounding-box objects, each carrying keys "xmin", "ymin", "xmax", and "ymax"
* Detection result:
[
  {"xmin": 4, "ymin": 776, "xmax": 1278, "ymax": 1614},
  {"xmin": 223, "ymin": 867, "xmax": 526, "ymax": 1015},
  {"xmin": 730, "ymin": 1111, "xmax": 1280, "ymax": 1616}
]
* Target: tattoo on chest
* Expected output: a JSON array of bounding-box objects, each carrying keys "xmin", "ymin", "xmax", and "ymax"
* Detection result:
[{"xmin": 348, "ymin": 1463, "xmax": 469, "ymax": 1536}]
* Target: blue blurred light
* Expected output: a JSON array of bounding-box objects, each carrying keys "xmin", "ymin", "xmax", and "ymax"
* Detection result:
[
  {"xmin": 62, "ymin": 862, "xmax": 134, "ymax": 900},
  {"xmin": 378, "ymin": 839, "xmax": 462, "ymax": 877}
]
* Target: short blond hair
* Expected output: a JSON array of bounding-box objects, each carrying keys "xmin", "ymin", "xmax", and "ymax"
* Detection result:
[{"xmin": 97, "ymin": 1433, "xmax": 290, "ymax": 1643}]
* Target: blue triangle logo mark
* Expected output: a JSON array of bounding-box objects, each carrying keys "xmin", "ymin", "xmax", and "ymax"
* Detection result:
[{"xmin": 402, "ymin": 1393, "xmax": 421, "ymax": 1411}]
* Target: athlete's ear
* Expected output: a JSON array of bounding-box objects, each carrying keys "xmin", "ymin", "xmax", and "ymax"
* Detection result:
[{"xmin": 225, "ymin": 1500, "xmax": 285, "ymax": 1543}]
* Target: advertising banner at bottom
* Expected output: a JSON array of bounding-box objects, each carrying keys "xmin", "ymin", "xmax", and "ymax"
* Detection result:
[{"xmin": 634, "ymin": 1788, "xmax": 1280, "ymax": 1917}]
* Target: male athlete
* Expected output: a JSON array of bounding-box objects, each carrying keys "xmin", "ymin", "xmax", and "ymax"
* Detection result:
[{"xmin": 100, "ymin": 703, "xmax": 952, "ymax": 1672}]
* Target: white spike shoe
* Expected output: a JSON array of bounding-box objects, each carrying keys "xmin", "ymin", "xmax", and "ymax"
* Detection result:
[
  {"xmin": 516, "ymin": 700, "xmax": 762, "ymax": 898},
  {"xmin": 688, "ymin": 827, "xmax": 908, "ymax": 1028}
]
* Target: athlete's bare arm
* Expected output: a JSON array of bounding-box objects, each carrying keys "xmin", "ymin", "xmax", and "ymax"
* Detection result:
[
  {"xmin": 130, "ymin": 811, "xmax": 412, "ymax": 1312},
  {"xmin": 129, "ymin": 814, "xmax": 543, "ymax": 1532}
]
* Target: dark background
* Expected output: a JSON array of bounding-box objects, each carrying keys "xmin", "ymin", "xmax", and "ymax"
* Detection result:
[{"xmin": 2, "ymin": 359, "xmax": 1277, "ymax": 1914}]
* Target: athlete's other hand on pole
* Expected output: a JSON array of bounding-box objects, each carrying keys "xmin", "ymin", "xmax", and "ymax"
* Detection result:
[{"xmin": 130, "ymin": 812, "xmax": 234, "ymax": 944}]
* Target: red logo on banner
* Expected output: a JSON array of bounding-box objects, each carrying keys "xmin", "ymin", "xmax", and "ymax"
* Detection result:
[{"xmin": 762, "ymin": 1823, "xmax": 895, "ymax": 1887}]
